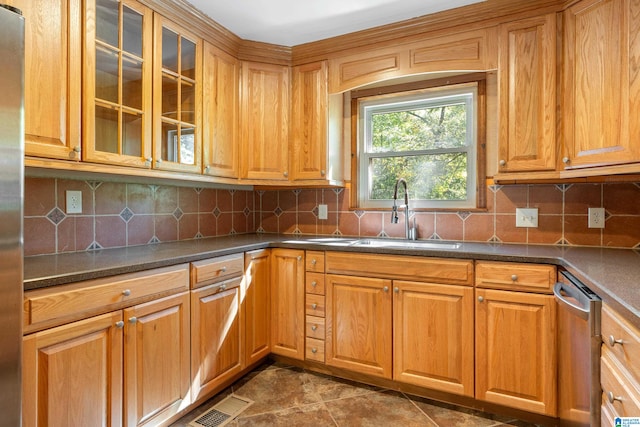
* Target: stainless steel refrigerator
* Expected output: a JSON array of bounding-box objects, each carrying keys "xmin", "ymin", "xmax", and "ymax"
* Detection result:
[{"xmin": 0, "ymin": 4, "xmax": 24, "ymax": 426}]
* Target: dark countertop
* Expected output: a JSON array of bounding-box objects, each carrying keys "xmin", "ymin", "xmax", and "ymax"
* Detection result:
[{"xmin": 24, "ymin": 234, "xmax": 640, "ymax": 328}]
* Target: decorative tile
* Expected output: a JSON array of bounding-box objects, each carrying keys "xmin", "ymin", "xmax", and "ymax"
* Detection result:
[
  {"xmin": 213, "ymin": 207, "xmax": 221, "ymax": 218},
  {"xmin": 274, "ymin": 207, "xmax": 283, "ymax": 217},
  {"xmin": 243, "ymin": 207, "xmax": 251, "ymax": 217},
  {"xmin": 46, "ymin": 207, "xmax": 66, "ymax": 225},
  {"xmin": 86, "ymin": 241, "xmax": 103, "ymax": 251},
  {"xmin": 457, "ymin": 211, "xmax": 471, "ymax": 220},
  {"xmin": 149, "ymin": 236, "xmax": 160, "ymax": 244},
  {"xmin": 120, "ymin": 207, "xmax": 134, "ymax": 223},
  {"xmin": 173, "ymin": 207, "xmax": 184, "ymax": 220},
  {"xmin": 85, "ymin": 181, "xmax": 102, "ymax": 190}
]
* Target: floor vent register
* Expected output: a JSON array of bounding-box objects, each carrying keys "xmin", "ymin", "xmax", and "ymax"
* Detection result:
[{"xmin": 189, "ymin": 394, "xmax": 254, "ymax": 427}]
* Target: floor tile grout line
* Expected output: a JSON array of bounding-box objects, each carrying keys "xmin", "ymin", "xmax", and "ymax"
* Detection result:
[{"xmin": 401, "ymin": 391, "xmax": 440, "ymax": 426}]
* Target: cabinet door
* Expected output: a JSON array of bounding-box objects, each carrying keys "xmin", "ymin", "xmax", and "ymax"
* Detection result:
[
  {"xmin": 270, "ymin": 248, "xmax": 305, "ymax": 359},
  {"xmin": 475, "ymin": 288, "xmax": 557, "ymax": 416},
  {"xmin": 83, "ymin": 0, "xmax": 153, "ymax": 167},
  {"xmin": 290, "ymin": 61, "xmax": 328, "ymax": 181},
  {"xmin": 124, "ymin": 292, "xmax": 190, "ymax": 427},
  {"xmin": 244, "ymin": 249, "xmax": 271, "ymax": 365},
  {"xmin": 203, "ymin": 43, "xmax": 239, "ymax": 178},
  {"xmin": 325, "ymin": 274, "xmax": 392, "ymax": 378},
  {"xmin": 153, "ymin": 15, "xmax": 202, "ymax": 173},
  {"xmin": 190, "ymin": 278, "xmax": 244, "ymax": 402},
  {"xmin": 498, "ymin": 14, "xmax": 556, "ymax": 172},
  {"xmin": 240, "ymin": 61, "xmax": 290, "ymax": 180},
  {"xmin": 393, "ymin": 281, "xmax": 474, "ymax": 396},
  {"xmin": 9, "ymin": 0, "xmax": 81, "ymax": 160},
  {"xmin": 22, "ymin": 311, "xmax": 123, "ymax": 427},
  {"xmin": 563, "ymin": 0, "xmax": 640, "ymax": 168}
]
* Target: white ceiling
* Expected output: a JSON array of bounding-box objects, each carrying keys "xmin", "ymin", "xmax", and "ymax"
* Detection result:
[{"xmin": 185, "ymin": 0, "xmax": 486, "ymax": 46}]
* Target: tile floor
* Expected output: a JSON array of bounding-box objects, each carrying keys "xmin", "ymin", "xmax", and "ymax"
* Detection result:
[{"xmin": 171, "ymin": 361, "xmax": 541, "ymax": 427}]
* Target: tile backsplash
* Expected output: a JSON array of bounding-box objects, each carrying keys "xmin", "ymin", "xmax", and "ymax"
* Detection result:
[{"xmin": 24, "ymin": 178, "xmax": 640, "ymax": 256}]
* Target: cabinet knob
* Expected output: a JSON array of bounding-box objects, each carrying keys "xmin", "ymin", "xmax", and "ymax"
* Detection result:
[
  {"xmin": 311, "ymin": 259, "xmax": 317, "ymax": 265},
  {"xmin": 311, "ymin": 303, "xmax": 318, "ymax": 309},
  {"xmin": 562, "ymin": 157, "xmax": 570, "ymax": 164},
  {"xmin": 129, "ymin": 317, "xmax": 137, "ymax": 324},
  {"xmin": 499, "ymin": 159, "xmax": 506, "ymax": 167},
  {"xmin": 311, "ymin": 348, "xmax": 317, "ymax": 354},
  {"xmin": 219, "ymin": 284, "xmax": 227, "ymax": 291},
  {"xmin": 115, "ymin": 321, "xmax": 124, "ymax": 329},
  {"xmin": 607, "ymin": 391, "xmax": 623, "ymax": 404},
  {"xmin": 320, "ymin": 170, "xmax": 326, "ymax": 176},
  {"xmin": 311, "ymin": 325, "xmax": 317, "ymax": 331},
  {"xmin": 608, "ymin": 335, "xmax": 624, "ymax": 347},
  {"xmin": 478, "ymin": 296, "xmax": 484, "ymax": 302},
  {"xmin": 511, "ymin": 274, "xmax": 518, "ymax": 282},
  {"xmin": 122, "ymin": 289, "xmax": 131, "ymax": 297},
  {"xmin": 383, "ymin": 286, "xmax": 389, "ymax": 292},
  {"xmin": 311, "ymin": 281, "xmax": 317, "ymax": 287},
  {"xmin": 283, "ymin": 171, "xmax": 288, "ymax": 177},
  {"xmin": 297, "ymin": 255, "xmax": 302, "ymax": 261},
  {"xmin": 394, "ymin": 287, "xmax": 399, "ymax": 293},
  {"xmin": 155, "ymin": 159, "xmax": 162, "ymax": 168},
  {"xmin": 204, "ymin": 165, "xmax": 210, "ymax": 172},
  {"xmin": 220, "ymin": 266, "xmax": 227, "ymax": 273},
  {"xmin": 145, "ymin": 157, "xmax": 152, "ymax": 167}
]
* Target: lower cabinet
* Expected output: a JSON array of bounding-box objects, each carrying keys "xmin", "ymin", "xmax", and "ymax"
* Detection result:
[{"xmin": 244, "ymin": 249, "xmax": 271, "ymax": 366}]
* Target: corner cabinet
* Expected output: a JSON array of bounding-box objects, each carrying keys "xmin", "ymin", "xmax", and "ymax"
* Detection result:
[
  {"xmin": 240, "ymin": 61, "xmax": 290, "ymax": 181},
  {"xmin": 10, "ymin": 0, "xmax": 82, "ymax": 160},
  {"xmin": 497, "ymin": 14, "xmax": 557, "ymax": 172},
  {"xmin": 562, "ymin": 0, "xmax": 640, "ymax": 169}
]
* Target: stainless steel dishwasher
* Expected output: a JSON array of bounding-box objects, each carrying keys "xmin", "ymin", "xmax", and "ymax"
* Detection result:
[{"xmin": 555, "ymin": 270, "xmax": 602, "ymax": 427}]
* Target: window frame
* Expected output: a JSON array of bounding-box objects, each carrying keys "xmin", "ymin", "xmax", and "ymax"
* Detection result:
[{"xmin": 350, "ymin": 74, "xmax": 487, "ymax": 211}]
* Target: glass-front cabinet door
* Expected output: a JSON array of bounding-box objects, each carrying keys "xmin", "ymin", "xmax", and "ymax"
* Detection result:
[
  {"xmin": 83, "ymin": 0, "xmax": 153, "ymax": 167},
  {"xmin": 153, "ymin": 15, "xmax": 202, "ymax": 174}
]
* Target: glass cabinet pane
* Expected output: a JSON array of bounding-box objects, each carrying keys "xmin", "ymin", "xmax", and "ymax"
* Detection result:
[
  {"xmin": 181, "ymin": 80, "xmax": 195, "ymax": 124},
  {"xmin": 181, "ymin": 38, "xmax": 196, "ymax": 79},
  {"xmin": 96, "ymin": 0, "xmax": 119, "ymax": 47},
  {"xmin": 162, "ymin": 27, "xmax": 179, "ymax": 73},
  {"xmin": 123, "ymin": 111, "xmax": 142, "ymax": 157},
  {"xmin": 122, "ymin": 5, "xmax": 143, "ymax": 57},
  {"xmin": 122, "ymin": 56, "xmax": 143, "ymax": 110},
  {"xmin": 95, "ymin": 46, "xmax": 119, "ymax": 103},
  {"xmin": 160, "ymin": 121, "xmax": 179, "ymax": 161},
  {"xmin": 161, "ymin": 73, "xmax": 178, "ymax": 119},
  {"xmin": 179, "ymin": 127, "xmax": 195, "ymax": 165},
  {"xmin": 95, "ymin": 105, "xmax": 119, "ymax": 153}
]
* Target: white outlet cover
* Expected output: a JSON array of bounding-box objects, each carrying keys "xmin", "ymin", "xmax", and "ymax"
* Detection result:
[
  {"xmin": 588, "ymin": 207, "xmax": 606, "ymax": 229},
  {"xmin": 65, "ymin": 190, "xmax": 82, "ymax": 214},
  {"xmin": 318, "ymin": 204, "xmax": 328, "ymax": 220},
  {"xmin": 515, "ymin": 208, "xmax": 538, "ymax": 228}
]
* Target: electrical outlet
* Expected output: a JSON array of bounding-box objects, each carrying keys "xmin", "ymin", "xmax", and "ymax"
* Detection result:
[
  {"xmin": 515, "ymin": 208, "xmax": 538, "ymax": 228},
  {"xmin": 65, "ymin": 190, "xmax": 82, "ymax": 214},
  {"xmin": 588, "ymin": 207, "xmax": 606, "ymax": 229},
  {"xmin": 318, "ymin": 204, "xmax": 328, "ymax": 220}
]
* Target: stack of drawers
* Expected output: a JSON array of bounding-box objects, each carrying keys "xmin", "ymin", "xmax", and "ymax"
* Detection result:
[
  {"xmin": 600, "ymin": 304, "xmax": 640, "ymax": 426},
  {"xmin": 305, "ymin": 251, "xmax": 326, "ymax": 362}
]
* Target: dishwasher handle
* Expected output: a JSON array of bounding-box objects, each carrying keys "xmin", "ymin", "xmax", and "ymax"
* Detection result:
[{"xmin": 554, "ymin": 281, "xmax": 590, "ymax": 320}]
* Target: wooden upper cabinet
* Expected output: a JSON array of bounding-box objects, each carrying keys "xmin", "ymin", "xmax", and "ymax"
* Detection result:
[
  {"xmin": 203, "ymin": 43, "xmax": 239, "ymax": 178},
  {"xmin": 83, "ymin": 0, "xmax": 153, "ymax": 168},
  {"xmin": 153, "ymin": 15, "xmax": 203, "ymax": 174},
  {"xmin": 498, "ymin": 14, "xmax": 557, "ymax": 172},
  {"xmin": 562, "ymin": 0, "xmax": 640, "ymax": 168},
  {"xmin": 11, "ymin": 0, "xmax": 81, "ymax": 161},
  {"xmin": 240, "ymin": 61, "xmax": 290, "ymax": 180}
]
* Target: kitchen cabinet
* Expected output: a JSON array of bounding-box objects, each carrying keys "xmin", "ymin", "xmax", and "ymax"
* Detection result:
[
  {"xmin": 244, "ymin": 249, "xmax": 271, "ymax": 366},
  {"xmin": 497, "ymin": 14, "xmax": 556, "ymax": 172},
  {"xmin": 202, "ymin": 43, "xmax": 240, "ymax": 179},
  {"xmin": 10, "ymin": 0, "xmax": 81, "ymax": 160},
  {"xmin": 240, "ymin": 61, "xmax": 290, "ymax": 181},
  {"xmin": 304, "ymin": 251, "xmax": 326, "ymax": 362},
  {"xmin": 270, "ymin": 248, "xmax": 305, "ymax": 359},
  {"xmin": 562, "ymin": 0, "xmax": 640, "ymax": 169},
  {"xmin": 475, "ymin": 262, "xmax": 557, "ymax": 416},
  {"xmin": 83, "ymin": 0, "xmax": 153, "ymax": 168},
  {"xmin": 152, "ymin": 14, "xmax": 203, "ymax": 174},
  {"xmin": 22, "ymin": 264, "xmax": 190, "ymax": 427}
]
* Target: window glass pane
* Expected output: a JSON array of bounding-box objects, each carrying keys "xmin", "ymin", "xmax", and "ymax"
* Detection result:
[
  {"xmin": 122, "ymin": 111, "xmax": 142, "ymax": 157},
  {"xmin": 122, "ymin": 56, "xmax": 142, "ymax": 110},
  {"xmin": 179, "ymin": 127, "xmax": 195, "ymax": 165},
  {"xmin": 162, "ymin": 27, "xmax": 178, "ymax": 72},
  {"xmin": 181, "ymin": 80, "xmax": 195, "ymax": 124},
  {"xmin": 181, "ymin": 38, "xmax": 196, "ymax": 79},
  {"xmin": 369, "ymin": 153, "xmax": 468, "ymax": 201},
  {"xmin": 161, "ymin": 121, "xmax": 179, "ymax": 161},
  {"xmin": 161, "ymin": 73, "xmax": 178, "ymax": 119},
  {"xmin": 122, "ymin": 6, "xmax": 143, "ymax": 57},
  {"xmin": 96, "ymin": 0, "xmax": 119, "ymax": 48},
  {"xmin": 369, "ymin": 102, "xmax": 467, "ymax": 153},
  {"xmin": 95, "ymin": 105, "xmax": 119, "ymax": 153},
  {"xmin": 95, "ymin": 46, "xmax": 119, "ymax": 103}
]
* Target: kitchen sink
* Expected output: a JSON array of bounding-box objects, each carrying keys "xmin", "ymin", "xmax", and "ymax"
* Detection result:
[{"xmin": 348, "ymin": 239, "xmax": 462, "ymax": 250}]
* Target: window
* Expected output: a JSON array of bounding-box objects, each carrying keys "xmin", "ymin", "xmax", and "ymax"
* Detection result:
[{"xmin": 356, "ymin": 81, "xmax": 482, "ymax": 209}]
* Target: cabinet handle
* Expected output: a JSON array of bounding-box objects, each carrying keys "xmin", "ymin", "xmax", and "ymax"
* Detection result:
[
  {"xmin": 311, "ymin": 303, "xmax": 317, "ymax": 309},
  {"xmin": 394, "ymin": 287, "xmax": 399, "ymax": 293},
  {"xmin": 607, "ymin": 391, "xmax": 623, "ymax": 404},
  {"xmin": 297, "ymin": 255, "xmax": 302, "ymax": 261},
  {"xmin": 220, "ymin": 266, "xmax": 227, "ymax": 273},
  {"xmin": 608, "ymin": 335, "xmax": 624, "ymax": 347},
  {"xmin": 311, "ymin": 348, "xmax": 317, "ymax": 354},
  {"xmin": 383, "ymin": 286, "xmax": 389, "ymax": 292},
  {"xmin": 311, "ymin": 325, "xmax": 317, "ymax": 331},
  {"xmin": 562, "ymin": 157, "xmax": 570, "ymax": 164},
  {"xmin": 283, "ymin": 171, "xmax": 288, "ymax": 177},
  {"xmin": 320, "ymin": 170, "xmax": 326, "ymax": 176},
  {"xmin": 511, "ymin": 274, "xmax": 518, "ymax": 282},
  {"xmin": 499, "ymin": 159, "xmax": 506, "ymax": 167},
  {"xmin": 311, "ymin": 259, "xmax": 317, "ymax": 265},
  {"xmin": 129, "ymin": 317, "xmax": 137, "ymax": 324},
  {"xmin": 122, "ymin": 289, "xmax": 131, "ymax": 297},
  {"xmin": 115, "ymin": 321, "xmax": 124, "ymax": 329},
  {"xmin": 311, "ymin": 281, "xmax": 317, "ymax": 287},
  {"xmin": 478, "ymin": 296, "xmax": 484, "ymax": 302}
]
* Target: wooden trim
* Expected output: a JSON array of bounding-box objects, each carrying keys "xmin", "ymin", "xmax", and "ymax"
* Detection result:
[
  {"xmin": 238, "ymin": 40, "xmax": 292, "ymax": 66},
  {"xmin": 350, "ymin": 72, "xmax": 487, "ymax": 99}
]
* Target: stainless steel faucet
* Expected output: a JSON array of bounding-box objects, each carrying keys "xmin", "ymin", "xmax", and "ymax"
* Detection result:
[{"xmin": 391, "ymin": 178, "xmax": 416, "ymax": 240}]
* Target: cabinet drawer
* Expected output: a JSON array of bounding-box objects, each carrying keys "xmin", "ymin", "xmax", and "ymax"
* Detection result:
[
  {"xmin": 191, "ymin": 253, "xmax": 244, "ymax": 288},
  {"xmin": 601, "ymin": 305, "xmax": 640, "ymax": 382},
  {"xmin": 306, "ymin": 294, "xmax": 325, "ymax": 317},
  {"xmin": 475, "ymin": 261, "xmax": 556, "ymax": 293},
  {"xmin": 306, "ymin": 272, "xmax": 325, "ymax": 295},
  {"xmin": 601, "ymin": 348, "xmax": 640, "ymax": 418},
  {"xmin": 306, "ymin": 337, "xmax": 325, "ymax": 362},
  {"xmin": 24, "ymin": 264, "xmax": 189, "ymax": 328},
  {"xmin": 306, "ymin": 251, "xmax": 325, "ymax": 272},
  {"xmin": 305, "ymin": 315, "xmax": 325, "ymax": 339},
  {"xmin": 326, "ymin": 252, "xmax": 473, "ymax": 285}
]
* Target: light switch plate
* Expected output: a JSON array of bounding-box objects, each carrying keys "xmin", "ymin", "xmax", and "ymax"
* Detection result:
[
  {"xmin": 515, "ymin": 208, "xmax": 538, "ymax": 228},
  {"xmin": 318, "ymin": 204, "xmax": 328, "ymax": 220}
]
